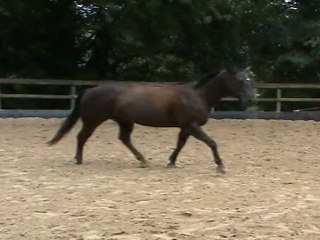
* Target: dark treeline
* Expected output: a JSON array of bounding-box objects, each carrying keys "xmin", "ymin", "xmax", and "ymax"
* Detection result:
[{"xmin": 0, "ymin": 0, "xmax": 319, "ymax": 110}]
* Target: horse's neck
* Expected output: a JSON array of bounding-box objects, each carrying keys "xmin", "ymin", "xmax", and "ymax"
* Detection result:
[{"xmin": 195, "ymin": 76, "xmax": 225, "ymax": 110}]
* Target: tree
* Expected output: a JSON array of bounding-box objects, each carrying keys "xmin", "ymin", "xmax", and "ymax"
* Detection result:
[
  {"xmin": 0, "ymin": 0, "xmax": 81, "ymax": 78},
  {"xmin": 0, "ymin": 0, "xmax": 318, "ymax": 84}
]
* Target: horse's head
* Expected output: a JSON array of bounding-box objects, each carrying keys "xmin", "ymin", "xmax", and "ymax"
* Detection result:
[{"xmin": 223, "ymin": 66, "xmax": 257, "ymax": 108}]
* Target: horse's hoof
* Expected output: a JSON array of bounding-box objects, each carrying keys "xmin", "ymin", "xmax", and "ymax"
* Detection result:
[
  {"xmin": 75, "ymin": 158, "xmax": 83, "ymax": 165},
  {"xmin": 216, "ymin": 165, "xmax": 226, "ymax": 174},
  {"xmin": 166, "ymin": 163, "xmax": 176, "ymax": 168},
  {"xmin": 139, "ymin": 162, "xmax": 149, "ymax": 168}
]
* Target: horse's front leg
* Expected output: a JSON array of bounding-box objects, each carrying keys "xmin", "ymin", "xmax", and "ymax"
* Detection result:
[{"xmin": 188, "ymin": 123, "xmax": 226, "ymax": 174}]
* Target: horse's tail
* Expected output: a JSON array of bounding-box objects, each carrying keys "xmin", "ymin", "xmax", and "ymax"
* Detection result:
[{"xmin": 47, "ymin": 92, "xmax": 83, "ymax": 146}]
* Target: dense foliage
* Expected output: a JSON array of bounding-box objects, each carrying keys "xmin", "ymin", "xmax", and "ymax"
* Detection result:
[
  {"xmin": 0, "ymin": 0, "xmax": 319, "ymax": 110},
  {"xmin": 0, "ymin": 0, "xmax": 319, "ymax": 82}
]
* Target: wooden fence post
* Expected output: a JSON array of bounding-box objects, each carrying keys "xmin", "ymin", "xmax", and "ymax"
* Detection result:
[
  {"xmin": 276, "ymin": 88, "xmax": 282, "ymax": 112},
  {"xmin": 70, "ymin": 85, "xmax": 76, "ymax": 110}
]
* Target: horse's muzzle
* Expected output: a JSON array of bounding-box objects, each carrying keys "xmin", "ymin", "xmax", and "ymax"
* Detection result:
[
  {"xmin": 240, "ymin": 98, "xmax": 257, "ymax": 110},
  {"xmin": 247, "ymin": 98, "xmax": 257, "ymax": 106}
]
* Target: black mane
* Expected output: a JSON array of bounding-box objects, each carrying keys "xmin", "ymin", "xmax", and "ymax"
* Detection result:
[{"xmin": 194, "ymin": 71, "xmax": 220, "ymax": 88}]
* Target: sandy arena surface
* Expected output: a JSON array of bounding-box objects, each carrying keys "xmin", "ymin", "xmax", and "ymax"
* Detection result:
[{"xmin": 0, "ymin": 118, "xmax": 319, "ymax": 240}]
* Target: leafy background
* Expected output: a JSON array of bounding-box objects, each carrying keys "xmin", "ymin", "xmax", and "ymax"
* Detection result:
[{"xmin": 0, "ymin": 0, "xmax": 319, "ymax": 110}]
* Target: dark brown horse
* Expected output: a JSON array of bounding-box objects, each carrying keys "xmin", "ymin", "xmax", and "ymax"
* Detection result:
[{"xmin": 47, "ymin": 67, "xmax": 256, "ymax": 173}]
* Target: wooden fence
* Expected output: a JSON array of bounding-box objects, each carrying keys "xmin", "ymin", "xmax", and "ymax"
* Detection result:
[{"xmin": 0, "ymin": 78, "xmax": 319, "ymax": 112}]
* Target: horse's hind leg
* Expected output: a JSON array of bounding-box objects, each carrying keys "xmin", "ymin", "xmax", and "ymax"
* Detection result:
[
  {"xmin": 117, "ymin": 121, "xmax": 148, "ymax": 168},
  {"xmin": 167, "ymin": 129, "xmax": 189, "ymax": 168},
  {"xmin": 75, "ymin": 123, "xmax": 97, "ymax": 164}
]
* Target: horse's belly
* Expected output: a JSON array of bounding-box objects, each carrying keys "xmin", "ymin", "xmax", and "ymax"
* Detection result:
[
  {"xmin": 137, "ymin": 121, "xmax": 178, "ymax": 127},
  {"xmin": 128, "ymin": 111, "xmax": 177, "ymax": 127}
]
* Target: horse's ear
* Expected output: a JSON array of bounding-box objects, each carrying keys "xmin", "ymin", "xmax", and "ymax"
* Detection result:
[{"xmin": 243, "ymin": 66, "xmax": 251, "ymax": 72}]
